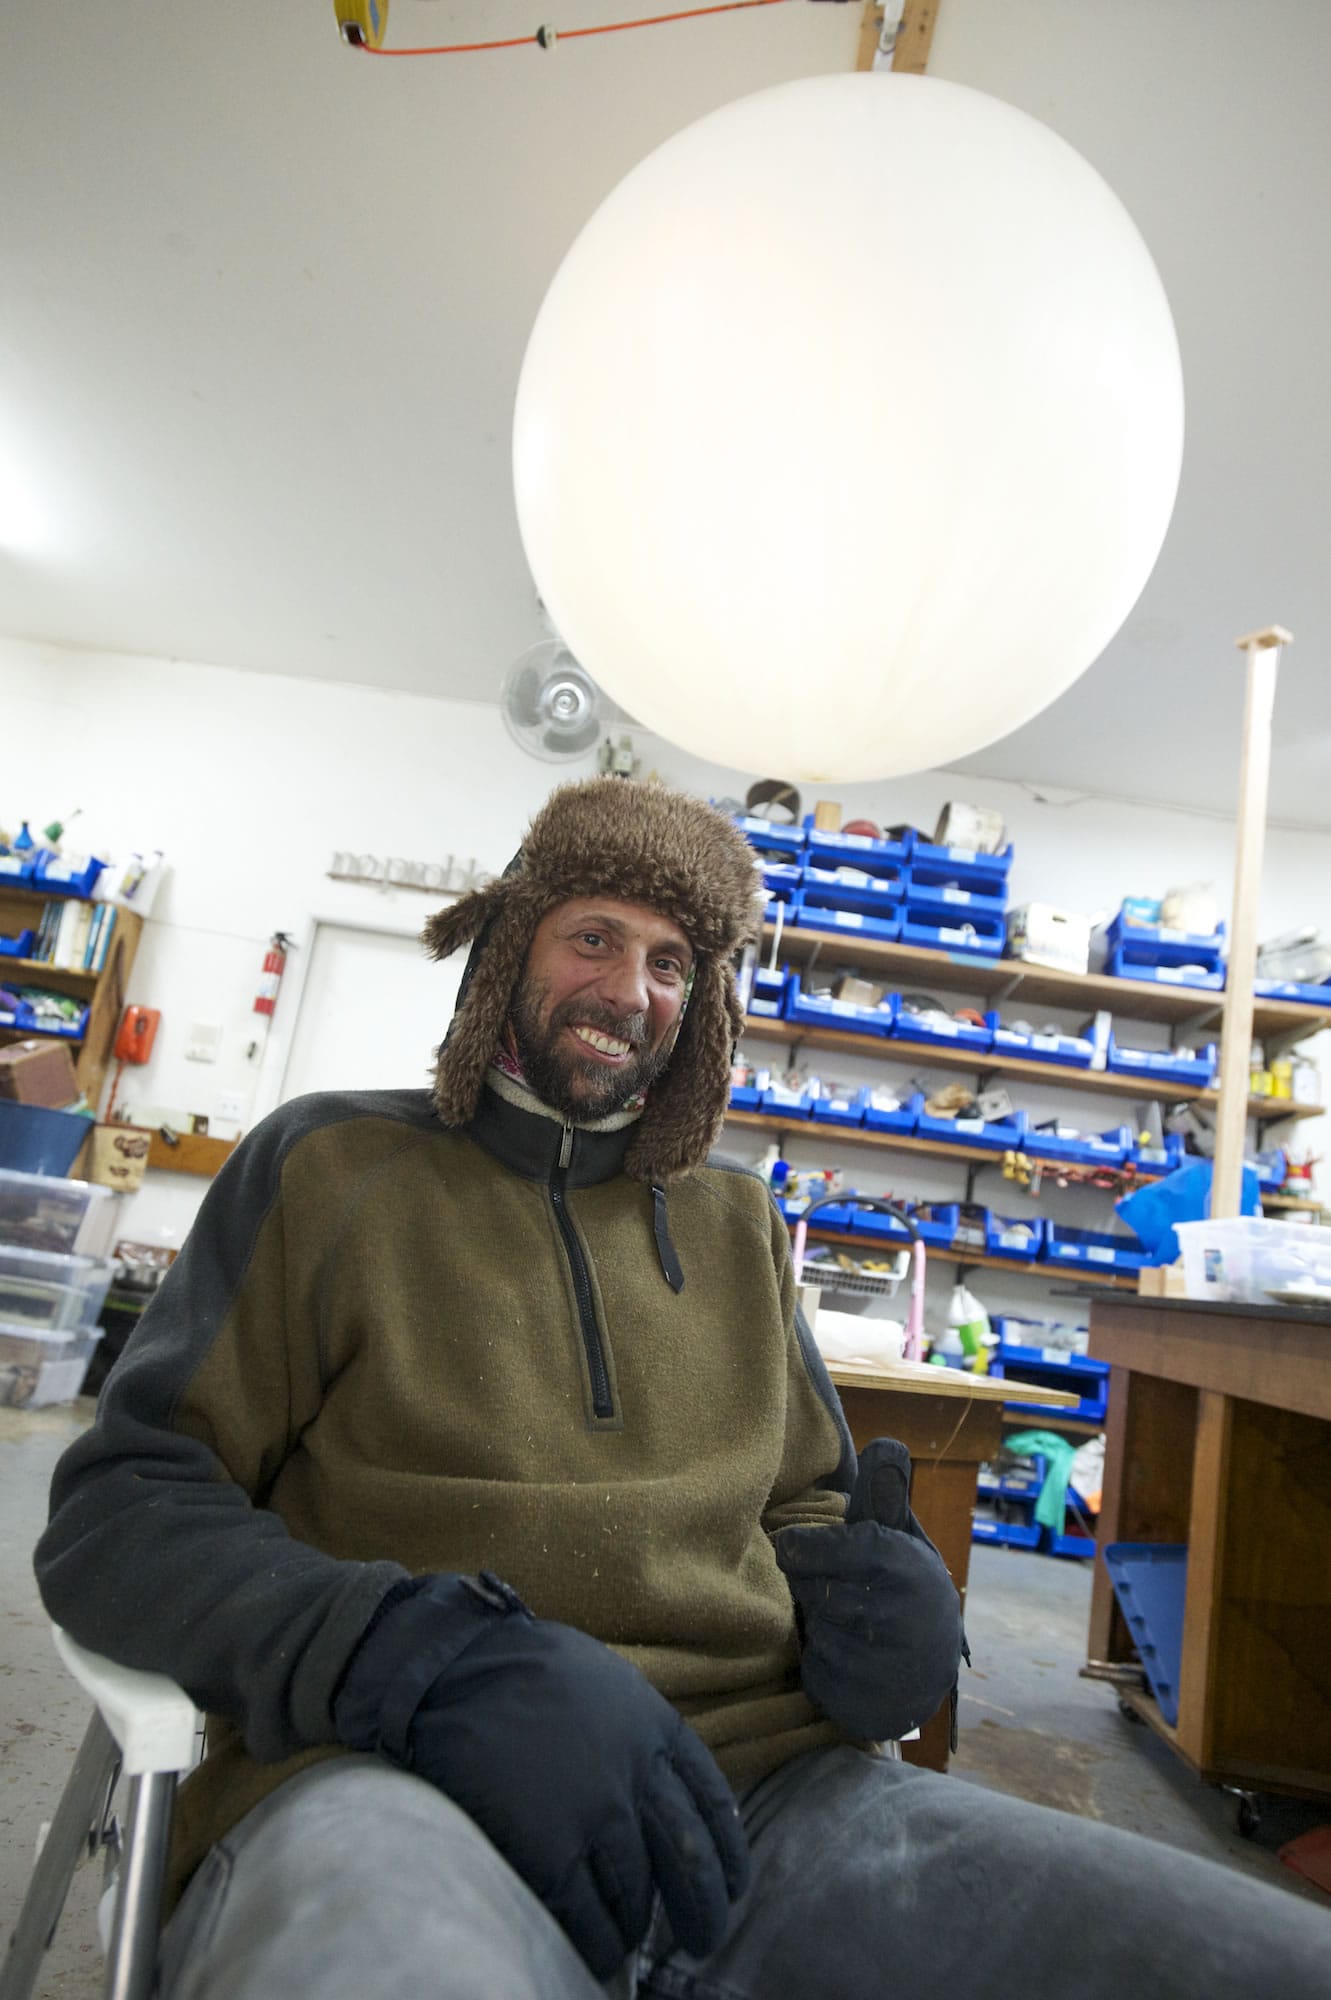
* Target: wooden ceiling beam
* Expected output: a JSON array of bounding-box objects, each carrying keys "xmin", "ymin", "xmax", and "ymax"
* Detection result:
[{"xmin": 857, "ymin": 2, "xmax": 940, "ymax": 75}]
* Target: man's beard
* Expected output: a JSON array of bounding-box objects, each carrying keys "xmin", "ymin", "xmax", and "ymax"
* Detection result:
[{"xmin": 508, "ymin": 979, "xmax": 674, "ymax": 1121}]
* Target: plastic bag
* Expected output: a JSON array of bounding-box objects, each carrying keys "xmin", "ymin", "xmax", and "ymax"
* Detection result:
[{"xmin": 1116, "ymin": 1158, "xmax": 1260, "ymax": 1265}]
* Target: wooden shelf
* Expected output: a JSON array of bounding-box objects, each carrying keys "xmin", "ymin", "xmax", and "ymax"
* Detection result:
[
  {"xmin": 1001, "ymin": 1409, "xmax": 1104, "ymax": 1437},
  {"xmin": 0, "ymin": 882, "xmax": 143, "ymax": 1108},
  {"xmin": 146, "ymin": 1130, "xmax": 239, "ymax": 1177},
  {"xmin": 0, "ymin": 1025, "xmax": 86, "ymax": 1050},
  {"xmin": 725, "ymin": 1107, "xmax": 1166, "ymax": 1184},
  {"xmin": 762, "ymin": 923, "xmax": 1331, "ymax": 1041},
  {"xmin": 740, "ymin": 1016, "xmax": 1324, "ymax": 1124},
  {"xmin": 0, "ymin": 955, "xmax": 98, "ymax": 987},
  {"xmin": 794, "ymin": 1224, "xmax": 1140, "ymax": 1291},
  {"xmin": 1262, "ymin": 1193, "xmax": 1328, "ymax": 1214}
]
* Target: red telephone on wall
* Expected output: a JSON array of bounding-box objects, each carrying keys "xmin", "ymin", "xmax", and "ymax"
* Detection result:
[{"xmin": 113, "ymin": 1006, "xmax": 161, "ymax": 1065}]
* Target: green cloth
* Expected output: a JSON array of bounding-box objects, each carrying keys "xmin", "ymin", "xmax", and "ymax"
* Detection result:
[{"xmin": 1003, "ymin": 1429, "xmax": 1079, "ymax": 1532}]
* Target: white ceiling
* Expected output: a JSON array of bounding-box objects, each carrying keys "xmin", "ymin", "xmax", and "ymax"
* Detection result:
[{"xmin": 2, "ymin": 2, "xmax": 1328, "ymax": 823}]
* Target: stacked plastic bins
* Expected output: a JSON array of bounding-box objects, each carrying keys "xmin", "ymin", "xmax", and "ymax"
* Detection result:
[
  {"xmin": 899, "ymin": 831, "xmax": 1012, "ymax": 958},
  {"xmin": 1100, "ymin": 906, "xmax": 1226, "ymax": 990},
  {"xmin": 798, "ymin": 824, "xmax": 909, "ymax": 943},
  {"xmin": 0, "ymin": 1168, "xmax": 114, "ymax": 1407}
]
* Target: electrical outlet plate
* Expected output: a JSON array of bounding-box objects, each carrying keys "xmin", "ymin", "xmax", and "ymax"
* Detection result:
[{"xmin": 218, "ymin": 1090, "xmax": 245, "ymax": 1122}]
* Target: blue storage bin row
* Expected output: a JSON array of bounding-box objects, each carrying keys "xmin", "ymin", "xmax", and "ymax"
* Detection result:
[
  {"xmin": 0, "ymin": 928, "xmax": 36, "ymax": 958},
  {"xmin": 736, "ymin": 813, "xmax": 1013, "ymax": 877},
  {"xmin": 978, "ymin": 1451, "xmax": 1049, "ymax": 1501},
  {"xmin": 791, "ymin": 890, "xmax": 903, "ymax": 944},
  {"xmin": 990, "ymin": 1336, "xmax": 1110, "ymax": 1424},
  {"xmin": 1105, "ymin": 1034, "xmax": 1217, "ymax": 1088},
  {"xmin": 1105, "ymin": 943, "xmax": 1224, "ymax": 990},
  {"xmin": 0, "ymin": 996, "xmax": 91, "ymax": 1040},
  {"xmin": 1254, "ymin": 975, "xmax": 1331, "ymax": 1006},
  {"xmin": 971, "ymin": 1515, "xmax": 1043, "ymax": 1550},
  {"xmin": 1024, "ymin": 1123, "xmax": 1133, "ymax": 1168},
  {"xmin": 987, "ymin": 1018, "xmax": 1096, "ymax": 1067},
  {"xmin": 0, "ymin": 849, "xmax": 105, "ymax": 897}
]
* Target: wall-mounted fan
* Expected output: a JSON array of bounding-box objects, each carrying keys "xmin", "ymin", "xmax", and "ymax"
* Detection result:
[{"xmin": 501, "ymin": 642, "xmax": 602, "ymax": 762}]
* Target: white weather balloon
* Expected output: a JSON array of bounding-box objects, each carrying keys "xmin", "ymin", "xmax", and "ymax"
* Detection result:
[{"xmin": 513, "ymin": 74, "xmax": 1183, "ymax": 782}]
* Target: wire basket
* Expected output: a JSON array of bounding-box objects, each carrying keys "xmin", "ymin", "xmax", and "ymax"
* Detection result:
[{"xmin": 799, "ymin": 1251, "xmax": 909, "ymax": 1298}]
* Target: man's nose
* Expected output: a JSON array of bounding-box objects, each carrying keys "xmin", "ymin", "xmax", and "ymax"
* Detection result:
[{"xmin": 593, "ymin": 951, "xmax": 652, "ymax": 1020}]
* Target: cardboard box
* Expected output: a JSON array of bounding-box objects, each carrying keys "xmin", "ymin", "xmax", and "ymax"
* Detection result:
[
  {"xmin": 0, "ymin": 1040, "xmax": 80, "ymax": 1109},
  {"xmin": 87, "ymin": 1125, "xmax": 153, "ymax": 1193},
  {"xmin": 1006, "ymin": 903, "xmax": 1091, "ymax": 975},
  {"xmin": 832, "ymin": 974, "xmax": 887, "ymax": 1007}
]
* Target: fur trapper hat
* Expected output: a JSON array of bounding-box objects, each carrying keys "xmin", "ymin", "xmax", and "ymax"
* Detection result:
[{"xmin": 422, "ymin": 778, "xmax": 763, "ymax": 1181}]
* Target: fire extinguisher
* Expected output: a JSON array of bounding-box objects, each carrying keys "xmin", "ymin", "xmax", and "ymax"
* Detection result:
[{"xmin": 254, "ymin": 932, "xmax": 293, "ymax": 1017}]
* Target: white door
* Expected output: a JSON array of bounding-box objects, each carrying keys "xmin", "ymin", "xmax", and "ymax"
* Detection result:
[{"xmin": 276, "ymin": 922, "xmax": 466, "ymax": 1103}]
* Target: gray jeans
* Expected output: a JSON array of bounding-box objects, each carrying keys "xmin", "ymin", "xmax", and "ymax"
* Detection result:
[{"xmin": 159, "ymin": 1747, "xmax": 1329, "ymax": 2000}]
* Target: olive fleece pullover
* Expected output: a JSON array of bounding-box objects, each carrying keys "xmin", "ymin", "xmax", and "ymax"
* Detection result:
[{"xmin": 35, "ymin": 1084, "xmax": 854, "ymax": 1907}]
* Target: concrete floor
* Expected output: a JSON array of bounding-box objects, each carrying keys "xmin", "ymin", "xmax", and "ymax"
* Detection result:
[{"xmin": 2, "ymin": 1403, "xmax": 1327, "ymax": 2000}]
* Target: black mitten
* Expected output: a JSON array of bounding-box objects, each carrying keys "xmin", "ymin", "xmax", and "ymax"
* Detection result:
[
  {"xmin": 333, "ymin": 1572, "xmax": 749, "ymax": 1979},
  {"xmin": 774, "ymin": 1437, "xmax": 965, "ymax": 1741}
]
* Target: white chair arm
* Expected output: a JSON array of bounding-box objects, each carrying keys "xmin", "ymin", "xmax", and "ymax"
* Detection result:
[{"xmin": 52, "ymin": 1626, "xmax": 200, "ymax": 1778}]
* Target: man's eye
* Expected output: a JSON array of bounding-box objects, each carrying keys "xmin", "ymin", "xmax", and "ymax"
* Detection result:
[
  {"xmin": 654, "ymin": 959, "xmax": 684, "ymax": 978},
  {"xmin": 578, "ymin": 932, "xmax": 606, "ymax": 949}
]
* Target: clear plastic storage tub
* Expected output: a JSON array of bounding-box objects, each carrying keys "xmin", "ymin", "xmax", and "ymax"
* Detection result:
[
  {"xmin": 0, "ymin": 1324, "xmax": 103, "ymax": 1407},
  {"xmin": 0, "ymin": 1169, "xmax": 115, "ymax": 1256},
  {"xmin": 0, "ymin": 1245, "xmax": 115, "ymax": 1332},
  {"xmin": 1175, "ymin": 1216, "xmax": 1331, "ymax": 1305}
]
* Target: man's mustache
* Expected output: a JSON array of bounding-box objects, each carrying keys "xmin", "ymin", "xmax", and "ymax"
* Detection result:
[{"xmin": 550, "ymin": 998, "xmax": 651, "ymax": 1051}]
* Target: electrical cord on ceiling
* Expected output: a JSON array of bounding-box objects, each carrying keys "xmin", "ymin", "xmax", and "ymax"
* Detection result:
[{"xmin": 348, "ymin": 0, "xmax": 796, "ymax": 57}]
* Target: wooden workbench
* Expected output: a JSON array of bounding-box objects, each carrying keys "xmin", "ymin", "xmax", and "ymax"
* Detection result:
[
  {"xmin": 826, "ymin": 1358, "xmax": 1078, "ymax": 1774},
  {"xmin": 1085, "ymin": 1295, "xmax": 1331, "ymax": 1806}
]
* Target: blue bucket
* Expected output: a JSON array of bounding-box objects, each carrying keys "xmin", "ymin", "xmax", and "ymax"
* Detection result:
[{"xmin": 0, "ymin": 1100, "xmax": 93, "ymax": 1175}]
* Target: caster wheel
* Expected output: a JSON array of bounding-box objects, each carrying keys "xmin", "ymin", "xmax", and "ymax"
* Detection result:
[
  {"xmin": 1236, "ymin": 1796, "xmax": 1261, "ymax": 1839},
  {"xmin": 1117, "ymin": 1696, "xmax": 1144, "ymax": 1723}
]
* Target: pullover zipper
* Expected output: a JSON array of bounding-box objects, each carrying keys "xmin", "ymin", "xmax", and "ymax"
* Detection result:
[{"xmin": 550, "ymin": 1122, "xmax": 615, "ymax": 1419}]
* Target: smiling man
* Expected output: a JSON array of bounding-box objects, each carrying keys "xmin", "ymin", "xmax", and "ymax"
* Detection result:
[{"xmin": 35, "ymin": 778, "xmax": 1331, "ymax": 2000}]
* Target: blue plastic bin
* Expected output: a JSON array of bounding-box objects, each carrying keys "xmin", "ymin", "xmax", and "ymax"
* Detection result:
[
  {"xmin": 910, "ymin": 835, "xmax": 1012, "ymax": 879},
  {"xmin": 1102, "ymin": 1543, "xmax": 1188, "ymax": 1725},
  {"xmin": 32, "ymin": 853, "xmax": 106, "ymax": 898},
  {"xmin": 915, "ymin": 1104, "xmax": 1028, "ymax": 1153},
  {"xmin": 1129, "ymin": 1133, "xmax": 1186, "ymax": 1174},
  {"xmin": 0, "ymin": 928, "xmax": 36, "ymax": 959},
  {"xmin": 898, "ymin": 904, "xmax": 1006, "ymax": 957},
  {"xmin": 734, "ymin": 814, "xmax": 804, "ymax": 857},
  {"xmin": 782, "ymin": 974, "xmax": 895, "ymax": 1038},
  {"xmin": 862, "ymin": 1088, "xmax": 923, "ymax": 1135},
  {"xmin": 1104, "ymin": 912, "xmax": 1225, "ymax": 968},
  {"xmin": 804, "ymin": 824, "xmax": 911, "ymax": 870},
  {"xmin": 809, "ymin": 1087, "xmax": 870, "ymax": 1129},
  {"xmin": 985, "ymin": 1015, "xmax": 1095, "ymax": 1068},
  {"xmin": 727, "ymin": 1082, "xmax": 764, "ymax": 1112},
  {"xmin": 971, "ymin": 1515, "xmax": 1042, "ymax": 1550},
  {"xmin": 1105, "ymin": 943, "xmax": 1224, "ymax": 990},
  {"xmin": 906, "ymin": 860, "xmax": 1009, "ymax": 919},
  {"xmin": 1040, "ymin": 1223, "xmax": 1150, "ymax": 1275},
  {"xmin": 0, "ymin": 1102, "xmax": 93, "ymax": 1175},
  {"xmin": 9, "ymin": 1001, "xmax": 91, "ymax": 1041},
  {"xmin": 0, "ymin": 852, "xmax": 38, "ymax": 884},
  {"xmin": 1048, "ymin": 1528, "xmax": 1097, "ymax": 1560},
  {"xmin": 993, "ymin": 1339, "xmax": 1110, "ymax": 1424},
  {"xmin": 1105, "ymin": 1035, "xmax": 1218, "ymax": 1088},
  {"xmin": 983, "ymin": 1212, "xmax": 1045, "ymax": 1263},
  {"xmin": 1023, "ymin": 1124, "xmax": 1131, "ymax": 1168},
  {"xmin": 908, "ymin": 1201, "xmax": 961, "ymax": 1250},
  {"xmin": 760, "ymin": 1083, "xmax": 816, "ymax": 1119},
  {"xmin": 891, "ymin": 1001, "xmax": 993, "ymax": 1054},
  {"xmin": 801, "ymin": 861, "xmax": 906, "ymax": 911},
  {"xmin": 1253, "ymin": 977, "xmax": 1331, "ymax": 1007},
  {"xmin": 796, "ymin": 886, "xmax": 902, "ymax": 943},
  {"xmin": 745, "ymin": 966, "xmax": 789, "ymax": 1020}
]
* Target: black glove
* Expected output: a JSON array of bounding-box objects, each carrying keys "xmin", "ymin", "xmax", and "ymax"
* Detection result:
[
  {"xmin": 332, "ymin": 1571, "xmax": 750, "ymax": 1979},
  {"xmin": 774, "ymin": 1437, "xmax": 965, "ymax": 1742}
]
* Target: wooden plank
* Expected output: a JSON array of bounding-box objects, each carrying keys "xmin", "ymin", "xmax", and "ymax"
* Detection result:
[
  {"xmin": 725, "ymin": 1107, "xmax": 1167, "ymax": 1183},
  {"xmin": 762, "ymin": 923, "xmax": 1331, "ymax": 1040},
  {"xmin": 827, "ymin": 1358, "xmax": 1078, "ymax": 1407},
  {"xmin": 740, "ymin": 1016, "xmax": 1324, "ymax": 1122},
  {"xmin": 891, "ymin": 0, "xmax": 939, "ymax": 72},
  {"xmin": 1088, "ymin": 1368, "xmax": 1197, "ymax": 1665},
  {"xmin": 1212, "ymin": 632, "xmax": 1288, "ymax": 1216},
  {"xmin": 1175, "ymin": 1390, "xmax": 1233, "ymax": 1772},
  {"xmin": 1089, "ymin": 1300, "xmax": 1331, "ymax": 1423},
  {"xmin": 146, "ymin": 1130, "xmax": 239, "ymax": 1177}
]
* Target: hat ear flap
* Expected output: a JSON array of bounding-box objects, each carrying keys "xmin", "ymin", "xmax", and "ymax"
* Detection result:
[
  {"xmin": 625, "ymin": 958, "xmax": 742, "ymax": 1183},
  {"xmin": 429, "ymin": 892, "xmax": 538, "ymax": 1128},
  {"xmin": 422, "ymin": 880, "xmax": 513, "ymax": 964}
]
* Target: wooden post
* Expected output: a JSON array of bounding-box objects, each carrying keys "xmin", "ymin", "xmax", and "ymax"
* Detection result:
[
  {"xmin": 857, "ymin": 2, "xmax": 940, "ymax": 74},
  {"xmin": 1210, "ymin": 627, "xmax": 1293, "ymax": 1218}
]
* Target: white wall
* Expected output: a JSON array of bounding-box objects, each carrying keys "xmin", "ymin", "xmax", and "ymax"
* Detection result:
[{"xmin": 4, "ymin": 633, "xmax": 1328, "ymax": 1315}]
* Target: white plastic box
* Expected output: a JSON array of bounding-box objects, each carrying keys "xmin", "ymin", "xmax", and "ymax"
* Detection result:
[
  {"xmin": 0, "ymin": 1245, "xmax": 115, "ymax": 1332},
  {"xmin": 1175, "ymin": 1217, "xmax": 1331, "ymax": 1306}
]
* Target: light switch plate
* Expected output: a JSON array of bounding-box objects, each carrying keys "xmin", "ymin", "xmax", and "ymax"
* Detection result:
[{"xmin": 185, "ymin": 1022, "xmax": 223, "ymax": 1064}]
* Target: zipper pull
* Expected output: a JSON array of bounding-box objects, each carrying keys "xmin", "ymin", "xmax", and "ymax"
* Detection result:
[{"xmin": 559, "ymin": 1121, "xmax": 574, "ymax": 1170}]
